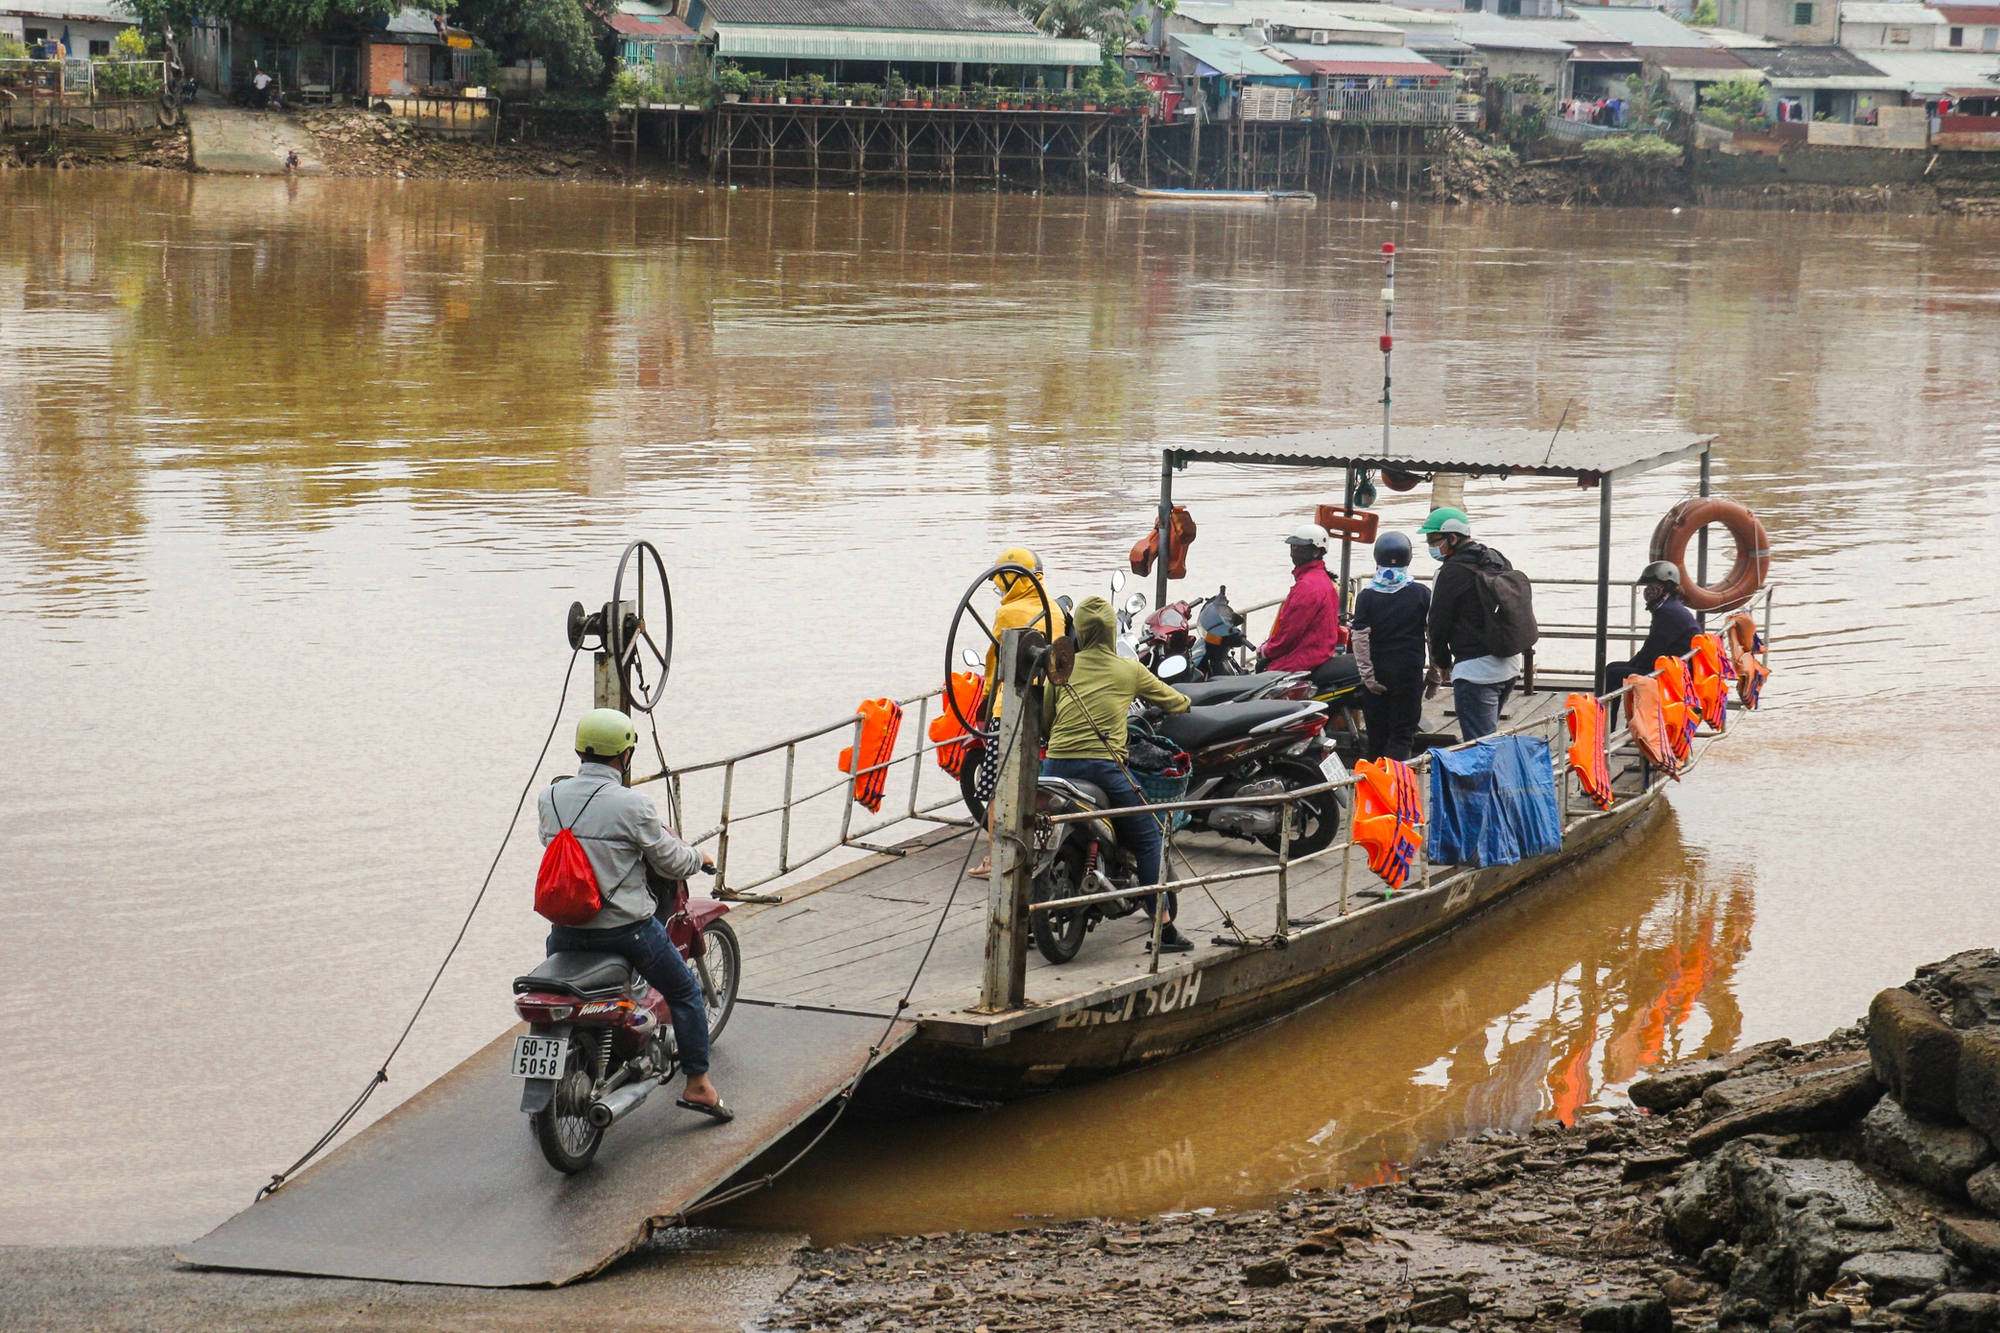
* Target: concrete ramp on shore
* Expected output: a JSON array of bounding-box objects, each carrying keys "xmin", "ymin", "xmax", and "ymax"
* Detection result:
[
  {"xmin": 183, "ymin": 103, "xmax": 323, "ymax": 174},
  {"xmin": 178, "ymin": 1003, "xmax": 911, "ymax": 1287}
]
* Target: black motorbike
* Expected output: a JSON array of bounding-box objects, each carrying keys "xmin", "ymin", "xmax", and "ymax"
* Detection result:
[
  {"xmin": 1149, "ymin": 696, "xmax": 1346, "ymax": 855},
  {"xmin": 1027, "ymin": 772, "xmax": 1156, "ymax": 963}
]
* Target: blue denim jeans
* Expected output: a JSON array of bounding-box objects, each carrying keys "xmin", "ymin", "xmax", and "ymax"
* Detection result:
[
  {"xmin": 547, "ymin": 916, "xmax": 710, "ymax": 1075},
  {"xmin": 1453, "ymin": 677, "xmax": 1516, "ymax": 742},
  {"xmin": 1040, "ymin": 758, "xmax": 1175, "ymax": 921}
]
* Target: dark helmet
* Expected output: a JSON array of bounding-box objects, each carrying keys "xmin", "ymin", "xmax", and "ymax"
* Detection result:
[
  {"xmin": 1637, "ymin": 560, "xmax": 1682, "ymax": 589},
  {"xmin": 1373, "ymin": 531, "xmax": 1413, "ymax": 569}
]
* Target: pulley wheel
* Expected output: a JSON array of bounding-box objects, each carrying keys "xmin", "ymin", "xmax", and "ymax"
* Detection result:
[
  {"xmin": 942, "ymin": 562, "xmax": 1052, "ymax": 740},
  {"xmin": 610, "ymin": 539, "xmax": 673, "ymax": 714}
]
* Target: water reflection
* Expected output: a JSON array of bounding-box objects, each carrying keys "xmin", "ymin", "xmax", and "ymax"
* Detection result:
[{"xmin": 720, "ymin": 809, "xmax": 1753, "ymax": 1240}]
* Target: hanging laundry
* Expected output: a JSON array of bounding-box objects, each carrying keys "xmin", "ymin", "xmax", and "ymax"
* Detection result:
[
  {"xmin": 1565, "ymin": 692, "xmax": 1614, "ymax": 812},
  {"xmin": 928, "ymin": 672, "xmax": 985, "ymax": 776},
  {"xmin": 838, "ymin": 698, "xmax": 905, "ymax": 813},
  {"xmin": 1724, "ymin": 611, "xmax": 1770, "ymax": 709},
  {"xmin": 1653, "ymin": 656, "xmax": 1698, "ymax": 763},
  {"xmin": 1623, "ymin": 674, "xmax": 1681, "ymax": 779},
  {"xmin": 1351, "ymin": 756, "xmax": 1424, "ymax": 892},
  {"xmin": 1427, "ymin": 735, "xmax": 1564, "ymax": 869},
  {"xmin": 1689, "ymin": 634, "xmax": 1729, "ymax": 732}
]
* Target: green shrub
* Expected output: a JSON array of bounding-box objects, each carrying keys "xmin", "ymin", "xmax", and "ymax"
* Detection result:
[
  {"xmin": 1699, "ymin": 76, "xmax": 1766, "ymax": 128},
  {"xmin": 1579, "ymin": 135, "xmax": 1683, "ymax": 169},
  {"xmin": 715, "ymin": 60, "xmax": 750, "ymax": 95},
  {"xmin": 111, "ymin": 27, "xmax": 147, "ymax": 59},
  {"xmin": 0, "ymin": 34, "xmax": 28, "ymax": 60},
  {"xmin": 1691, "ymin": 0, "xmax": 1716, "ymax": 21}
]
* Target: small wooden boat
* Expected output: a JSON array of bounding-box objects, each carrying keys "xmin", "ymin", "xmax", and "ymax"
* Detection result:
[{"xmin": 1132, "ymin": 187, "xmax": 1317, "ymax": 204}]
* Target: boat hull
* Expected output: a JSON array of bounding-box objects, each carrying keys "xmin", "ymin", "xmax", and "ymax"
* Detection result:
[{"xmin": 878, "ymin": 785, "xmax": 1664, "ymax": 1109}]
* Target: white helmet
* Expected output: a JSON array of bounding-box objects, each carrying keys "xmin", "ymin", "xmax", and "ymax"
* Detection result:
[{"xmin": 1285, "ymin": 523, "xmax": 1330, "ymax": 549}]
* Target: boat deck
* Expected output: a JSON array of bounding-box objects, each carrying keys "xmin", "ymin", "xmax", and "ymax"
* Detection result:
[{"xmin": 729, "ymin": 687, "xmax": 1575, "ymax": 1030}]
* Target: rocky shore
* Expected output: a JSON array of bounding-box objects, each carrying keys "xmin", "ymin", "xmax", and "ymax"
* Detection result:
[
  {"xmin": 295, "ymin": 107, "xmax": 674, "ymax": 183},
  {"xmin": 772, "ymin": 950, "xmax": 2000, "ymax": 1333}
]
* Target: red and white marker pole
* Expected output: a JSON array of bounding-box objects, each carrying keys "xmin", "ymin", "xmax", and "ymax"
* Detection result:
[{"xmin": 1380, "ymin": 241, "xmax": 1395, "ymax": 456}]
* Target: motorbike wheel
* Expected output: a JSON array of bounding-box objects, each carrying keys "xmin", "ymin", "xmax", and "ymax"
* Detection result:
[
  {"xmin": 531, "ymin": 1032, "xmax": 605, "ymax": 1173},
  {"xmin": 1030, "ymin": 839, "xmax": 1092, "ymax": 965},
  {"xmin": 1258, "ymin": 759, "xmax": 1343, "ymax": 857},
  {"xmin": 697, "ymin": 918, "xmax": 741, "ymax": 1041}
]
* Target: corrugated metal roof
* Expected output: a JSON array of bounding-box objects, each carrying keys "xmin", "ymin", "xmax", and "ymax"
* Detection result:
[
  {"xmin": 1633, "ymin": 43, "xmax": 1751, "ymax": 67},
  {"xmin": 705, "ymin": 0, "xmax": 1038, "ymax": 33},
  {"xmin": 1454, "ymin": 18, "xmax": 1577, "ymax": 51},
  {"xmin": 1732, "ymin": 42, "xmax": 1889, "ymax": 76},
  {"xmin": 1271, "ymin": 40, "xmax": 1433, "ymax": 61},
  {"xmin": 1167, "ymin": 426, "xmax": 1716, "ymax": 480},
  {"xmin": 1840, "ymin": 2, "xmax": 1945, "ymax": 23},
  {"xmin": 1557, "ymin": 6, "xmax": 1711, "ymax": 48},
  {"xmin": 1172, "ymin": 31, "xmax": 1301, "ymax": 73},
  {"xmin": 1404, "ymin": 32, "xmax": 1476, "ymax": 51},
  {"xmin": 713, "ymin": 21, "xmax": 1098, "ymax": 60},
  {"xmin": 1858, "ymin": 48, "xmax": 2000, "ymax": 90},
  {"xmin": 607, "ymin": 10, "xmax": 698, "ymax": 36}
]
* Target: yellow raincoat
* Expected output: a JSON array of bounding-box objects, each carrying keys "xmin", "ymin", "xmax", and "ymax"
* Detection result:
[{"xmin": 986, "ymin": 547, "xmax": 1070, "ymax": 719}]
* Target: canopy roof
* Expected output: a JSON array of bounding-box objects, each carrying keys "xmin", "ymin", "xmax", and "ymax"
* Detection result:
[
  {"xmin": 712, "ymin": 21, "xmax": 1098, "ymax": 62},
  {"xmin": 1173, "ymin": 31, "xmax": 1300, "ymax": 75},
  {"xmin": 1166, "ymin": 426, "xmax": 1715, "ymax": 480}
]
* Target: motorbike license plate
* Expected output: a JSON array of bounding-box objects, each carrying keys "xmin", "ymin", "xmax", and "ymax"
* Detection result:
[
  {"xmin": 1319, "ymin": 752, "xmax": 1348, "ymax": 783},
  {"xmin": 511, "ymin": 1035, "xmax": 569, "ymax": 1079}
]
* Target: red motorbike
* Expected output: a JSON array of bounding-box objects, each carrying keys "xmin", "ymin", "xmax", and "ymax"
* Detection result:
[{"xmin": 510, "ymin": 875, "xmax": 741, "ymax": 1172}]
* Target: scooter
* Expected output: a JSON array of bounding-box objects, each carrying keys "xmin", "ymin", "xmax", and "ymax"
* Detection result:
[
  {"xmin": 510, "ymin": 872, "xmax": 741, "ymax": 1173},
  {"xmin": 1149, "ymin": 695, "xmax": 1346, "ymax": 855},
  {"xmin": 1028, "ymin": 769, "xmax": 1160, "ymax": 964}
]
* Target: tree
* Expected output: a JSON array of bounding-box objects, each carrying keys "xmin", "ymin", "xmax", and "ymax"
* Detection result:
[
  {"xmin": 1691, "ymin": 0, "xmax": 1717, "ymax": 23},
  {"xmin": 1014, "ymin": 0, "xmax": 1154, "ymax": 59},
  {"xmin": 124, "ymin": 0, "xmax": 396, "ymax": 42},
  {"xmin": 450, "ymin": 0, "xmax": 602, "ymax": 86}
]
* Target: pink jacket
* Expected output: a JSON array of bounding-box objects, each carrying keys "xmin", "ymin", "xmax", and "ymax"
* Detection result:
[{"xmin": 1262, "ymin": 561, "xmax": 1343, "ymax": 670}]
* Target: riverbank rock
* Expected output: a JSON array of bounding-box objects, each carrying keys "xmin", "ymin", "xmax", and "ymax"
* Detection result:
[
  {"xmin": 1915, "ymin": 949, "xmax": 2000, "ymax": 1029},
  {"xmin": 1864, "ymin": 1098, "xmax": 1992, "ymax": 1198},
  {"xmin": 1941, "ymin": 1216, "xmax": 2000, "ymax": 1273},
  {"xmin": 1931, "ymin": 1292, "xmax": 2000, "ymax": 1333},
  {"xmin": 1872, "ymin": 987, "xmax": 1965, "ymax": 1121},
  {"xmin": 1630, "ymin": 1040, "xmax": 1794, "ymax": 1113},
  {"xmin": 1688, "ymin": 1061, "xmax": 1883, "ymax": 1156},
  {"xmin": 1957, "ymin": 1031, "xmax": 2000, "ymax": 1144},
  {"xmin": 1579, "ymin": 1294, "xmax": 1671, "ymax": 1333}
]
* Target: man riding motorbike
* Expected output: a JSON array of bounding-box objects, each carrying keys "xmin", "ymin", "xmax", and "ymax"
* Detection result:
[
  {"xmin": 1039, "ymin": 596, "xmax": 1195, "ymax": 953},
  {"xmin": 537, "ymin": 708, "xmax": 729, "ymax": 1120}
]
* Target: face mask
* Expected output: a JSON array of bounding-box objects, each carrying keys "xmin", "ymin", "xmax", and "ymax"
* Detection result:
[{"xmin": 1427, "ymin": 541, "xmax": 1448, "ymax": 561}]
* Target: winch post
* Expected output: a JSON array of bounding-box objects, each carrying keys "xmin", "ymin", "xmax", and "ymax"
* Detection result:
[
  {"xmin": 980, "ymin": 627, "xmax": 1042, "ymax": 1013},
  {"xmin": 594, "ymin": 599, "xmax": 637, "ymax": 783}
]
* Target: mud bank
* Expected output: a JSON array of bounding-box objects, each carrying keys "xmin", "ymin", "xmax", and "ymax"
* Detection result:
[{"xmin": 772, "ymin": 950, "xmax": 2000, "ymax": 1333}]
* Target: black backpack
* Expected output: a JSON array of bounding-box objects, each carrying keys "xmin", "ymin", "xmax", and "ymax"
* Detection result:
[{"xmin": 1474, "ymin": 554, "xmax": 1539, "ymax": 658}]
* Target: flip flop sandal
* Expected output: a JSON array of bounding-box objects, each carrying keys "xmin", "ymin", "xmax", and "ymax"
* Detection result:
[{"xmin": 677, "ymin": 1097, "xmax": 735, "ymax": 1122}]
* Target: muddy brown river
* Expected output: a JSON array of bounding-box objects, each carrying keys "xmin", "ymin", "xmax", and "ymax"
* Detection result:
[{"xmin": 3, "ymin": 172, "xmax": 1998, "ymax": 1248}]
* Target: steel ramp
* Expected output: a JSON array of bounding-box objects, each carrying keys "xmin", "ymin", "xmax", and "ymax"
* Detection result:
[{"xmin": 178, "ymin": 1003, "xmax": 911, "ymax": 1287}]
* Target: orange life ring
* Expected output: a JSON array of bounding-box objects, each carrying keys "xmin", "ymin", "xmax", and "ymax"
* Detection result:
[{"xmin": 1649, "ymin": 498, "xmax": 1769, "ymax": 613}]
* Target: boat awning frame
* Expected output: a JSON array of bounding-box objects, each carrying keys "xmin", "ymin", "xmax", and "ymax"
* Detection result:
[
  {"xmin": 1150, "ymin": 426, "xmax": 1721, "ymax": 691},
  {"xmin": 711, "ymin": 23, "xmax": 1100, "ymax": 65}
]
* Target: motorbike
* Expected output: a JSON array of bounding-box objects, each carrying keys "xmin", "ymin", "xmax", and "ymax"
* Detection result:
[
  {"xmin": 1148, "ymin": 695, "xmax": 1347, "ymax": 856},
  {"xmin": 509, "ymin": 872, "xmax": 741, "ymax": 1173},
  {"xmin": 1028, "ymin": 771, "xmax": 1157, "ymax": 964},
  {"xmin": 1132, "ymin": 587, "xmax": 1257, "ymax": 683}
]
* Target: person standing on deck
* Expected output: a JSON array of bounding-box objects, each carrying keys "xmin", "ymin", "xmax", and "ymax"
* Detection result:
[
  {"xmin": 1422, "ymin": 508, "xmax": 1523, "ymax": 743},
  {"xmin": 1040, "ymin": 597, "xmax": 1195, "ymax": 953},
  {"xmin": 1350, "ymin": 531, "xmax": 1431, "ymax": 761},
  {"xmin": 539, "ymin": 709, "xmax": 729, "ymax": 1120},
  {"xmin": 1259, "ymin": 524, "xmax": 1344, "ymax": 672},
  {"xmin": 1604, "ymin": 562, "xmax": 1700, "ymax": 721},
  {"xmin": 969, "ymin": 547, "xmax": 1071, "ymax": 877}
]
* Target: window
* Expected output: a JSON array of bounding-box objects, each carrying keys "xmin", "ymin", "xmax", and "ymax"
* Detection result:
[
  {"xmin": 88, "ymin": 38, "xmax": 110, "ymax": 55},
  {"xmin": 1951, "ymin": 25, "xmax": 1965, "ymax": 44},
  {"xmin": 1889, "ymin": 26, "xmax": 1909, "ymax": 42},
  {"xmin": 1792, "ymin": 1, "xmax": 1813, "ymax": 25},
  {"xmin": 24, "ymin": 26, "xmax": 46, "ymax": 41},
  {"xmin": 1985, "ymin": 26, "xmax": 1999, "ymax": 50}
]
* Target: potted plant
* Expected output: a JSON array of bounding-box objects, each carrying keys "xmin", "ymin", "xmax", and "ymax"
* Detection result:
[
  {"xmin": 850, "ymin": 82, "xmax": 878, "ymax": 106},
  {"xmin": 1080, "ymin": 69, "xmax": 1105, "ymax": 112},
  {"xmin": 717, "ymin": 63, "xmax": 749, "ymax": 102},
  {"xmin": 919, "ymin": 86, "xmax": 934, "ymax": 108}
]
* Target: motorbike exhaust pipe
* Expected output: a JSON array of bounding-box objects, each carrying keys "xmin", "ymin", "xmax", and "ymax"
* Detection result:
[{"xmin": 587, "ymin": 1077, "xmax": 661, "ymax": 1128}]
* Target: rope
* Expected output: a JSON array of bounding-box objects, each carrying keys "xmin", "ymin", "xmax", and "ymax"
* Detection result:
[{"xmin": 255, "ymin": 647, "xmax": 585, "ymax": 1202}]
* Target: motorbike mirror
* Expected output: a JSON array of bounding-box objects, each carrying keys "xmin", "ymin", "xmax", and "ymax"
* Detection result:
[
  {"xmin": 1124, "ymin": 592, "xmax": 1147, "ymax": 616},
  {"xmin": 961, "ymin": 646, "xmax": 984, "ymax": 669},
  {"xmin": 1111, "ymin": 570, "xmax": 1127, "ymax": 593},
  {"xmin": 1157, "ymin": 654, "xmax": 1189, "ymax": 679},
  {"xmin": 1057, "ymin": 594, "xmax": 1074, "ymax": 615}
]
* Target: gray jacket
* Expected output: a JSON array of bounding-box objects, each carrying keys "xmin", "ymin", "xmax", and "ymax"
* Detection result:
[{"xmin": 537, "ymin": 762, "xmax": 704, "ymax": 931}]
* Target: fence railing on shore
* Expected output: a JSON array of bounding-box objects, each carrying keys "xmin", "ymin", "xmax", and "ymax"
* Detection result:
[
  {"xmin": 0, "ymin": 58, "xmax": 166, "ymax": 102},
  {"xmin": 1240, "ymin": 84, "xmax": 1479, "ymax": 126}
]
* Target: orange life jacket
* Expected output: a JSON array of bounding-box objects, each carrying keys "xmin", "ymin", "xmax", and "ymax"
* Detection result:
[
  {"xmin": 1351, "ymin": 756, "xmax": 1424, "ymax": 892},
  {"xmin": 1623, "ymin": 674, "xmax": 1681, "ymax": 779},
  {"xmin": 1129, "ymin": 506, "xmax": 1198, "ymax": 580},
  {"xmin": 1689, "ymin": 633, "xmax": 1728, "ymax": 732},
  {"xmin": 838, "ymin": 698, "xmax": 905, "ymax": 813},
  {"xmin": 927, "ymin": 672, "xmax": 985, "ymax": 777},
  {"xmin": 1565, "ymin": 692, "xmax": 1614, "ymax": 812},
  {"xmin": 1724, "ymin": 611, "xmax": 1769, "ymax": 709},
  {"xmin": 1652, "ymin": 657, "xmax": 1696, "ymax": 763}
]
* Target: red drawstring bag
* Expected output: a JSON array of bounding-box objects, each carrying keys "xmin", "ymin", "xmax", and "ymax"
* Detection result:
[{"xmin": 534, "ymin": 785, "xmax": 607, "ymax": 926}]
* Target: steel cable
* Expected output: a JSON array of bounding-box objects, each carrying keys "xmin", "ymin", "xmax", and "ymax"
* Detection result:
[{"xmin": 255, "ymin": 646, "xmax": 585, "ymax": 1201}]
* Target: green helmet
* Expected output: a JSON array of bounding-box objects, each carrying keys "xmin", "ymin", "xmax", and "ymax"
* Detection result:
[
  {"xmin": 576, "ymin": 708, "xmax": 638, "ymax": 759},
  {"xmin": 1419, "ymin": 507, "xmax": 1472, "ymax": 538}
]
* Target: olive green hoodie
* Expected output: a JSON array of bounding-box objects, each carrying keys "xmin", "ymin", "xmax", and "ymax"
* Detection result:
[{"xmin": 1040, "ymin": 597, "xmax": 1190, "ymax": 762}]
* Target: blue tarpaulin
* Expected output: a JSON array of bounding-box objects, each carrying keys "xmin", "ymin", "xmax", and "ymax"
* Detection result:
[{"xmin": 1427, "ymin": 735, "xmax": 1563, "ymax": 869}]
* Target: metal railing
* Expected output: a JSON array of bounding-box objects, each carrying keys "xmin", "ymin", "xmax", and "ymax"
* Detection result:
[
  {"xmin": 1026, "ymin": 582, "xmax": 1775, "ymax": 979},
  {"xmin": 1321, "ymin": 86, "xmax": 1476, "ymax": 125},
  {"xmin": 0, "ymin": 58, "xmax": 165, "ymax": 101}
]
